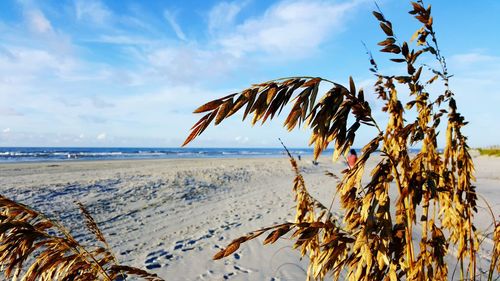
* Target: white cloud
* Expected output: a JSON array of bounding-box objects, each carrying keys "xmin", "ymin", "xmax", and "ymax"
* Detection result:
[
  {"xmin": 75, "ymin": 0, "xmax": 112, "ymax": 25},
  {"xmin": 0, "ymin": 107, "xmax": 23, "ymax": 116},
  {"xmin": 14, "ymin": 3, "xmax": 74, "ymax": 54},
  {"xmin": 26, "ymin": 10, "xmax": 52, "ymax": 34},
  {"xmin": 234, "ymin": 135, "xmax": 249, "ymax": 143},
  {"xmin": 0, "ymin": 46, "xmax": 84, "ymax": 86},
  {"xmin": 79, "ymin": 114, "xmax": 107, "ymax": 124},
  {"xmin": 208, "ymin": 1, "xmax": 247, "ymax": 33},
  {"xmin": 0, "ymin": 0, "xmax": 377, "ymax": 147},
  {"xmin": 216, "ymin": 0, "xmax": 361, "ymax": 57},
  {"xmin": 57, "ymin": 0, "xmax": 367, "ymax": 88},
  {"xmin": 108, "ymin": 0, "xmax": 365, "ymax": 87},
  {"xmin": 145, "ymin": 46, "xmax": 237, "ymax": 84},
  {"xmin": 0, "ymin": 46, "xmax": 16, "ymax": 61},
  {"xmin": 91, "ymin": 96, "xmax": 114, "ymax": 108},
  {"xmin": 449, "ymin": 52, "xmax": 498, "ymax": 66},
  {"xmin": 2, "ymin": 128, "xmax": 10, "ymax": 133},
  {"xmin": 91, "ymin": 35, "xmax": 156, "ymax": 46},
  {"xmin": 163, "ymin": 10, "xmax": 187, "ymax": 41}
]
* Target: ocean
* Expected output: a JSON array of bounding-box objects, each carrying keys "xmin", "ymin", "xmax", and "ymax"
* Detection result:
[{"xmin": 0, "ymin": 147, "xmax": 336, "ymax": 163}]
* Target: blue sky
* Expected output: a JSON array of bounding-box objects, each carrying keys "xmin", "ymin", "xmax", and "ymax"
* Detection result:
[{"xmin": 0, "ymin": 0, "xmax": 499, "ymax": 148}]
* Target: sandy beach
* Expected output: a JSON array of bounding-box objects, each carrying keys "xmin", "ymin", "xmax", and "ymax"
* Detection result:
[{"xmin": 0, "ymin": 155, "xmax": 498, "ymax": 280}]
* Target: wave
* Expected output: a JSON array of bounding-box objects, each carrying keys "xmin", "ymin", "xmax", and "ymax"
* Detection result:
[{"xmin": 0, "ymin": 147, "xmax": 330, "ymax": 163}]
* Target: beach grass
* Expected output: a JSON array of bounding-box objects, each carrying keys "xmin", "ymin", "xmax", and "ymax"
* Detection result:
[
  {"xmin": 478, "ymin": 148, "xmax": 500, "ymax": 157},
  {"xmin": 182, "ymin": 1, "xmax": 500, "ymax": 279}
]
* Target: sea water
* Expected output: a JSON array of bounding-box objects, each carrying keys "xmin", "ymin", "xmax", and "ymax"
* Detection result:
[{"xmin": 0, "ymin": 147, "xmax": 336, "ymax": 163}]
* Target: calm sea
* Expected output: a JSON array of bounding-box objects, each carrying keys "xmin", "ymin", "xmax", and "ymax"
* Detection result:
[{"xmin": 0, "ymin": 147, "xmax": 336, "ymax": 163}]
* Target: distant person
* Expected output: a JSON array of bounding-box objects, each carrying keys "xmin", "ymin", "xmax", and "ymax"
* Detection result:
[
  {"xmin": 297, "ymin": 155, "xmax": 301, "ymax": 161},
  {"xmin": 347, "ymin": 149, "xmax": 357, "ymax": 169}
]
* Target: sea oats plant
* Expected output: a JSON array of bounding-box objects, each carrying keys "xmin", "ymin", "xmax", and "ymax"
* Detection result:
[
  {"xmin": 184, "ymin": 1, "xmax": 500, "ymax": 280},
  {"xmin": 0, "ymin": 195, "xmax": 164, "ymax": 281}
]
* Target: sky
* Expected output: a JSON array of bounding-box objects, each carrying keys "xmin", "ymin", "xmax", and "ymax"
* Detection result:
[{"xmin": 0, "ymin": 0, "xmax": 499, "ymax": 148}]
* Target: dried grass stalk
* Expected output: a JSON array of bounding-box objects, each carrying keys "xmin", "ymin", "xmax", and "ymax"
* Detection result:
[
  {"xmin": 184, "ymin": 1, "xmax": 498, "ymax": 280},
  {"xmin": 0, "ymin": 195, "xmax": 165, "ymax": 281}
]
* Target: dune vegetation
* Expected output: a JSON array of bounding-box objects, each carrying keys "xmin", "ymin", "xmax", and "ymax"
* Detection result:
[
  {"xmin": 184, "ymin": 1, "xmax": 500, "ymax": 280},
  {"xmin": 477, "ymin": 148, "xmax": 500, "ymax": 157},
  {"xmin": 0, "ymin": 195, "xmax": 164, "ymax": 280}
]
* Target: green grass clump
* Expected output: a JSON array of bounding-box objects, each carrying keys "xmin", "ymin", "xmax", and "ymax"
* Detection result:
[{"xmin": 478, "ymin": 148, "xmax": 500, "ymax": 156}]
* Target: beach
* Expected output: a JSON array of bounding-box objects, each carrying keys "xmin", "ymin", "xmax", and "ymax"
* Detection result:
[{"xmin": 0, "ymin": 155, "xmax": 498, "ymax": 280}]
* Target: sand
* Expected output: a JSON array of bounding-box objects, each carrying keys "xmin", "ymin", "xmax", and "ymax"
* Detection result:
[{"xmin": 0, "ymin": 155, "xmax": 498, "ymax": 280}]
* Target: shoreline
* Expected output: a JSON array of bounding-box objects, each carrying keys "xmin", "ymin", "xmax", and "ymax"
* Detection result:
[
  {"xmin": 0, "ymin": 147, "xmax": 322, "ymax": 164},
  {"xmin": 0, "ymin": 155, "xmax": 293, "ymax": 166}
]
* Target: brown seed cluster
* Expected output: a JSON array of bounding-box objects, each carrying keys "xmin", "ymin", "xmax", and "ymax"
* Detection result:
[
  {"xmin": 0, "ymin": 196, "xmax": 164, "ymax": 281},
  {"xmin": 185, "ymin": 1, "xmax": 498, "ymax": 280}
]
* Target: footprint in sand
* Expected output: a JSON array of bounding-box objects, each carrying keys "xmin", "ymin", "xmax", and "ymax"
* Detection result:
[
  {"xmin": 219, "ymin": 264, "xmax": 253, "ymax": 280},
  {"xmin": 233, "ymin": 265, "xmax": 251, "ymax": 273},
  {"xmin": 144, "ymin": 249, "xmax": 174, "ymax": 269},
  {"xmin": 248, "ymin": 213, "xmax": 263, "ymax": 221}
]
